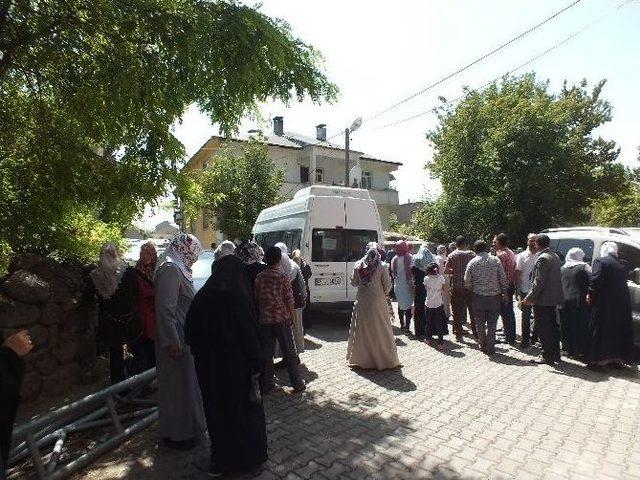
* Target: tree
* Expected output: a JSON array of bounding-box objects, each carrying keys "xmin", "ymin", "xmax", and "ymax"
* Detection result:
[
  {"xmin": 0, "ymin": 0, "xmax": 337, "ymax": 262},
  {"xmin": 194, "ymin": 138, "xmax": 285, "ymax": 240},
  {"xmin": 591, "ymin": 161, "xmax": 640, "ymax": 227},
  {"xmin": 414, "ymin": 74, "xmax": 625, "ymax": 244}
]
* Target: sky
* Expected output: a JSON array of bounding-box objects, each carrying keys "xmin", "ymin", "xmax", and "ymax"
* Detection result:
[{"xmin": 144, "ymin": 0, "xmax": 640, "ymax": 229}]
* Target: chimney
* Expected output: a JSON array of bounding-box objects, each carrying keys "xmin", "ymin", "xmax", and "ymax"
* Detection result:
[
  {"xmin": 316, "ymin": 124, "xmax": 327, "ymax": 141},
  {"xmin": 273, "ymin": 116, "xmax": 283, "ymax": 136}
]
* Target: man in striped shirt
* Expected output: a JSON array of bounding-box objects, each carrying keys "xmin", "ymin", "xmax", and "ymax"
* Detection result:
[
  {"xmin": 464, "ymin": 240, "xmax": 507, "ymax": 355},
  {"xmin": 255, "ymin": 246, "xmax": 305, "ymax": 393}
]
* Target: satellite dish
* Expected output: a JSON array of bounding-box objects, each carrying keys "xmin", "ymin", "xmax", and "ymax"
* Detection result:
[{"xmin": 350, "ymin": 117, "xmax": 362, "ymax": 132}]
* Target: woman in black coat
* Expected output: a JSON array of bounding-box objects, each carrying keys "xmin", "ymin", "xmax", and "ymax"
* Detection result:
[
  {"xmin": 185, "ymin": 254, "xmax": 266, "ymax": 477},
  {"xmin": 586, "ymin": 242, "xmax": 634, "ymax": 368},
  {"xmin": 1, "ymin": 330, "xmax": 33, "ymax": 476}
]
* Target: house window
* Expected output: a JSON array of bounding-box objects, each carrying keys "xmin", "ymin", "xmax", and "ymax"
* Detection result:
[
  {"xmin": 300, "ymin": 166, "xmax": 310, "ymax": 183},
  {"xmin": 203, "ymin": 209, "xmax": 211, "ymax": 230},
  {"xmin": 361, "ymin": 171, "xmax": 372, "ymax": 189},
  {"xmin": 315, "ymin": 168, "xmax": 324, "ymax": 183}
]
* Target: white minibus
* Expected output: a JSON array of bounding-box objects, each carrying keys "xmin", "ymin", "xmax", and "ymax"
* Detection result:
[{"xmin": 252, "ymin": 185, "xmax": 383, "ymax": 304}]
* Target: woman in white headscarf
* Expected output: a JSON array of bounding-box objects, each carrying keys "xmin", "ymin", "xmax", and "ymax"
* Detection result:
[
  {"xmin": 90, "ymin": 243, "xmax": 141, "ymax": 385},
  {"xmin": 585, "ymin": 242, "xmax": 634, "ymax": 368},
  {"xmin": 154, "ymin": 233, "xmax": 206, "ymax": 449},
  {"xmin": 559, "ymin": 248, "xmax": 591, "ymax": 358},
  {"xmin": 274, "ymin": 243, "xmax": 306, "ymax": 354},
  {"xmin": 347, "ymin": 245, "xmax": 400, "ymax": 370}
]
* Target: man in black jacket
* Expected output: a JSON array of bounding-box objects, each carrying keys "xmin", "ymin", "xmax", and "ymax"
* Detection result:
[{"xmin": 1, "ymin": 330, "xmax": 33, "ymax": 477}]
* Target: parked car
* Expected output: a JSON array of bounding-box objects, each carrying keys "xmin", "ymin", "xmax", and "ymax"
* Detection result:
[
  {"xmin": 542, "ymin": 227, "xmax": 640, "ymax": 348},
  {"xmin": 192, "ymin": 250, "xmax": 214, "ymax": 291}
]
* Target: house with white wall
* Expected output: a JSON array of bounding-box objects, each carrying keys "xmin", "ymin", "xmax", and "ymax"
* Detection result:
[{"xmin": 182, "ymin": 116, "xmax": 402, "ymax": 245}]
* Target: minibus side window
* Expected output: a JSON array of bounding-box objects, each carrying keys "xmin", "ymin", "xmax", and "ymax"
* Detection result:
[
  {"xmin": 345, "ymin": 230, "xmax": 378, "ymax": 262},
  {"xmin": 312, "ymin": 229, "xmax": 345, "ymax": 262},
  {"xmin": 254, "ymin": 230, "xmax": 302, "ymax": 253}
]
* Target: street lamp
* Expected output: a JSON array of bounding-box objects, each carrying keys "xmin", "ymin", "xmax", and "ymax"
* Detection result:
[{"xmin": 345, "ymin": 117, "xmax": 362, "ymax": 187}]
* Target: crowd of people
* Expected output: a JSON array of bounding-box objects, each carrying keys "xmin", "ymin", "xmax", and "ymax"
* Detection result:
[
  {"xmin": 358, "ymin": 233, "xmax": 635, "ymax": 370},
  {"xmin": 1, "ymin": 229, "xmax": 636, "ymax": 478}
]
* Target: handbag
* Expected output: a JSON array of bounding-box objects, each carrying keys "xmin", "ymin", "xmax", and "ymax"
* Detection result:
[{"xmin": 99, "ymin": 310, "xmax": 142, "ymax": 347}]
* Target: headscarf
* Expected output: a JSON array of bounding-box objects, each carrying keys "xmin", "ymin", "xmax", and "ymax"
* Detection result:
[
  {"xmin": 367, "ymin": 242, "xmax": 387, "ymax": 264},
  {"xmin": 358, "ymin": 245, "xmax": 381, "ymax": 285},
  {"xmin": 90, "ymin": 242, "xmax": 127, "ymax": 299},
  {"xmin": 600, "ymin": 241, "xmax": 618, "ymax": 258},
  {"xmin": 185, "ymin": 254, "xmax": 254, "ymax": 351},
  {"xmin": 391, "ymin": 240, "xmax": 413, "ymax": 282},
  {"xmin": 213, "ymin": 240, "xmax": 236, "ymax": 261},
  {"xmin": 425, "ymin": 262, "xmax": 440, "ymax": 275},
  {"xmin": 135, "ymin": 241, "xmax": 157, "ymax": 282},
  {"xmin": 411, "ymin": 243, "xmax": 434, "ymax": 273},
  {"xmin": 564, "ymin": 247, "xmax": 587, "ymax": 267},
  {"xmin": 157, "ymin": 233, "xmax": 202, "ymax": 282},
  {"xmin": 275, "ymin": 242, "xmax": 299, "ymax": 281},
  {"xmin": 236, "ymin": 241, "xmax": 264, "ymax": 265}
]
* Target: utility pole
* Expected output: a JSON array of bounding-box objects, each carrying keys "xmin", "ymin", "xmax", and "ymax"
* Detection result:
[
  {"xmin": 344, "ymin": 128, "xmax": 350, "ymax": 187},
  {"xmin": 343, "ymin": 117, "xmax": 361, "ymax": 188}
]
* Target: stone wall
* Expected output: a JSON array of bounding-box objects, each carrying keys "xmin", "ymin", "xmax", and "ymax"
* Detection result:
[{"xmin": 0, "ymin": 254, "xmax": 101, "ymax": 402}]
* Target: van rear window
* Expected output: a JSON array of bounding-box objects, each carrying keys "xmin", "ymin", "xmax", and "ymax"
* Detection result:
[{"xmin": 312, "ymin": 229, "xmax": 377, "ymax": 262}]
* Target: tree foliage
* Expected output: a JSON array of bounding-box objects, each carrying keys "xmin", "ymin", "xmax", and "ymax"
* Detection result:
[
  {"xmin": 413, "ymin": 74, "xmax": 626, "ymax": 245},
  {"xmin": 0, "ymin": 0, "xmax": 336, "ymax": 262},
  {"xmin": 591, "ymin": 161, "xmax": 640, "ymax": 228},
  {"xmin": 192, "ymin": 138, "xmax": 285, "ymax": 240}
]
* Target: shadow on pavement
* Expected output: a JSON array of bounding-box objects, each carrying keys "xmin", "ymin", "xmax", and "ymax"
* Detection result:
[
  {"xmin": 352, "ymin": 367, "xmax": 417, "ymax": 392},
  {"xmin": 303, "ymin": 338, "xmax": 322, "ymax": 350},
  {"xmin": 488, "ymin": 352, "xmax": 537, "ymax": 367},
  {"xmin": 550, "ymin": 361, "xmax": 640, "ymax": 383}
]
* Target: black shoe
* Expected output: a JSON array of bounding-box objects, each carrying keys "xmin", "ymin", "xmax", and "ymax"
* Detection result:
[
  {"xmin": 208, "ymin": 463, "xmax": 224, "ymax": 478},
  {"xmin": 520, "ymin": 342, "xmax": 530, "ymax": 349},
  {"xmin": 291, "ymin": 382, "xmax": 306, "ymax": 393},
  {"xmin": 163, "ymin": 437, "xmax": 196, "ymax": 451},
  {"xmin": 529, "ymin": 357, "xmax": 555, "ymax": 365}
]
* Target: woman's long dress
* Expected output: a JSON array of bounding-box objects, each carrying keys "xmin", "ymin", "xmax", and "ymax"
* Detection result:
[
  {"xmin": 393, "ymin": 258, "xmax": 414, "ymax": 311},
  {"xmin": 412, "ymin": 266, "xmax": 427, "ymax": 338},
  {"xmin": 155, "ymin": 262, "xmax": 206, "ymax": 442},
  {"xmin": 185, "ymin": 270, "xmax": 267, "ymax": 472},
  {"xmin": 586, "ymin": 255, "xmax": 634, "ymax": 365},
  {"xmin": 346, "ymin": 264, "xmax": 401, "ymax": 370}
]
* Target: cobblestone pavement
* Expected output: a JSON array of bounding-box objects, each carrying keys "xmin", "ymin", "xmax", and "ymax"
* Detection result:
[{"xmin": 69, "ymin": 307, "xmax": 640, "ymax": 480}]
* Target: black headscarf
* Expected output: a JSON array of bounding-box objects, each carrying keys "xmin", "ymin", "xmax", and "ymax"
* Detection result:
[{"xmin": 185, "ymin": 255, "xmax": 255, "ymax": 350}]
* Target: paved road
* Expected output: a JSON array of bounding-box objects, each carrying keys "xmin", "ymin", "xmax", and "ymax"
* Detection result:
[{"xmin": 71, "ymin": 306, "xmax": 640, "ymax": 480}]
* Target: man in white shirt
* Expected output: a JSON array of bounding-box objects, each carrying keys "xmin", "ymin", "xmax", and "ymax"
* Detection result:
[{"xmin": 515, "ymin": 233, "xmax": 538, "ymax": 347}]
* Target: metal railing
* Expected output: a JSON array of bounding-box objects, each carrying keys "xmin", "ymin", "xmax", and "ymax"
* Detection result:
[{"xmin": 9, "ymin": 368, "xmax": 158, "ymax": 480}]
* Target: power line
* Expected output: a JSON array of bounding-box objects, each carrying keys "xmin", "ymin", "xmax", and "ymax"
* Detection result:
[
  {"xmin": 325, "ymin": 0, "xmax": 584, "ymax": 141},
  {"xmin": 356, "ymin": 0, "xmax": 635, "ymax": 135}
]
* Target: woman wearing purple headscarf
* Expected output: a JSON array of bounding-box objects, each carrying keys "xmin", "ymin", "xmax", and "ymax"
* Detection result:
[{"xmin": 347, "ymin": 245, "xmax": 400, "ymax": 370}]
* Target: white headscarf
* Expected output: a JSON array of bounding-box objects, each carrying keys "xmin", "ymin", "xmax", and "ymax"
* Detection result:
[
  {"xmin": 600, "ymin": 241, "xmax": 618, "ymax": 258},
  {"xmin": 275, "ymin": 242, "xmax": 299, "ymax": 280},
  {"xmin": 90, "ymin": 242, "xmax": 127, "ymax": 299},
  {"xmin": 564, "ymin": 247, "xmax": 587, "ymax": 267},
  {"xmin": 214, "ymin": 240, "xmax": 236, "ymax": 261},
  {"xmin": 156, "ymin": 233, "xmax": 202, "ymax": 282}
]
